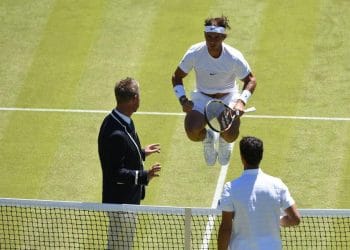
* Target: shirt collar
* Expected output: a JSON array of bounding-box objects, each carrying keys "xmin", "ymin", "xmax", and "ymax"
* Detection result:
[
  {"xmin": 243, "ymin": 168, "xmax": 262, "ymax": 175},
  {"xmin": 114, "ymin": 109, "xmax": 131, "ymax": 125}
]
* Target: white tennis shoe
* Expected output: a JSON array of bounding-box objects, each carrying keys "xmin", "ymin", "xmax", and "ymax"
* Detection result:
[
  {"xmin": 203, "ymin": 129, "xmax": 218, "ymax": 166},
  {"xmin": 218, "ymin": 136, "xmax": 233, "ymax": 166}
]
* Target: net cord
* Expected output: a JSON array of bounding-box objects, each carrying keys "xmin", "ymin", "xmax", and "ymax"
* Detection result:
[{"xmin": 1, "ymin": 198, "xmax": 349, "ymax": 217}]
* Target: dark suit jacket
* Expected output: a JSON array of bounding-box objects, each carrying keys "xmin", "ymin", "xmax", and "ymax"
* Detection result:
[{"xmin": 98, "ymin": 109, "xmax": 148, "ymax": 204}]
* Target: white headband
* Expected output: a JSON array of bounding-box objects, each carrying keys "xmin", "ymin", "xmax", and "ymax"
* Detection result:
[{"xmin": 204, "ymin": 25, "xmax": 226, "ymax": 34}]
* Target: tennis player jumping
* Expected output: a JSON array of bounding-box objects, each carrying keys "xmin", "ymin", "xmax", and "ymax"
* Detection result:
[{"xmin": 171, "ymin": 15, "xmax": 257, "ymax": 166}]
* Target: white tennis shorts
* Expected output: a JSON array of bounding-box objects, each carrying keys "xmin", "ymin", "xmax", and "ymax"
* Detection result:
[{"xmin": 191, "ymin": 90, "xmax": 240, "ymax": 114}]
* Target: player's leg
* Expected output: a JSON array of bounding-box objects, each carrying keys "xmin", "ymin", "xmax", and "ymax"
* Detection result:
[
  {"xmin": 217, "ymin": 95, "xmax": 240, "ymax": 165},
  {"xmin": 221, "ymin": 118, "xmax": 240, "ymax": 143},
  {"xmin": 218, "ymin": 118, "xmax": 240, "ymax": 165},
  {"xmin": 184, "ymin": 110, "xmax": 218, "ymax": 166},
  {"xmin": 184, "ymin": 110, "xmax": 206, "ymax": 141},
  {"xmin": 186, "ymin": 91, "xmax": 219, "ymax": 166}
]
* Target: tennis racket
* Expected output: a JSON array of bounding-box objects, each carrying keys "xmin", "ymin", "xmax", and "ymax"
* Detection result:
[{"xmin": 204, "ymin": 99, "xmax": 256, "ymax": 133}]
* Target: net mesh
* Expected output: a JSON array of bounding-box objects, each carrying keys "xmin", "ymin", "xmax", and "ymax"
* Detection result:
[{"xmin": 0, "ymin": 198, "xmax": 349, "ymax": 249}]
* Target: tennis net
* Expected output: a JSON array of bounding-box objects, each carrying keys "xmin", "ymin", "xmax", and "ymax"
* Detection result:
[{"xmin": 0, "ymin": 198, "xmax": 349, "ymax": 249}]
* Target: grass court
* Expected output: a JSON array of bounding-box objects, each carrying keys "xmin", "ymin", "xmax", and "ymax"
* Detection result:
[{"xmin": 0, "ymin": 0, "xmax": 349, "ymax": 209}]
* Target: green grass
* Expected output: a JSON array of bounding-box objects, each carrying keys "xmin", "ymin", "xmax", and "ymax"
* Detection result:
[{"xmin": 0, "ymin": 0, "xmax": 349, "ymax": 210}]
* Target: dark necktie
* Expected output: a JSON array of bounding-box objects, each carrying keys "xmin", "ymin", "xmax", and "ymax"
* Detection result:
[
  {"xmin": 129, "ymin": 119, "xmax": 142, "ymax": 151},
  {"xmin": 129, "ymin": 119, "xmax": 137, "ymax": 139}
]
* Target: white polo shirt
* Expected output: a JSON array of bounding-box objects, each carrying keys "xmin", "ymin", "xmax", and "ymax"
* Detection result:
[
  {"xmin": 218, "ymin": 168, "xmax": 295, "ymax": 250},
  {"xmin": 178, "ymin": 42, "xmax": 251, "ymax": 94}
]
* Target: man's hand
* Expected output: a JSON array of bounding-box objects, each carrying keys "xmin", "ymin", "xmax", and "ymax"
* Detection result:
[
  {"xmin": 179, "ymin": 96, "xmax": 194, "ymax": 113},
  {"xmin": 147, "ymin": 163, "xmax": 161, "ymax": 181},
  {"xmin": 233, "ymin": 100, "xmax": 245, "ymax": 116},
  {"xmin": 144, "ymin": 143, "xmax": 161, "ymax": 157}
]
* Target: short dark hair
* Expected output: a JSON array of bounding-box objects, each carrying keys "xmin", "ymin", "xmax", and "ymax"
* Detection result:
[
  {"xmin": 114, "ymin": 77, "xmax": 139, "ymax": 104},
  {"xmin": 239, "ymin": 136, "xmax": 263, "ymax": 167},
  {"xmin": 204, "ymin": 15, "xmax": 231, "ymax": 30}
]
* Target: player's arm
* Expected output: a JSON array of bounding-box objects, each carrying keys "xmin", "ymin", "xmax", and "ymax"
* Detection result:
[
  {"xmin": 235, "ymin": 72, "xmax": 257, "ymax": 112},
  {"xmin": 172, "ymin": 67, "xmax": 193, "ymax": 113},
  {"xmin": 280, "ymin": 204, "xmax": 301, "ymax": 227},
  {"xmin": 218, "ymin": 211, "xmax": 234, "ymax": 250}
]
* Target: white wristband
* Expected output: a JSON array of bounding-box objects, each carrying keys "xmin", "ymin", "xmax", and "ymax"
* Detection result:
[
  {"xmin": 173, "ymin": 85, "xmax": 186, "ymax": 99},
  {"xmin": 239, "ymin": 89, "xmax": 252, "ymax": 104}
]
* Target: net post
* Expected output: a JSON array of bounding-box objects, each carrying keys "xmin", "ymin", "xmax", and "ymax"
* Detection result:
[{"xmin": 184, "ymin": 208, "xmax": 192, "ymax": 250}]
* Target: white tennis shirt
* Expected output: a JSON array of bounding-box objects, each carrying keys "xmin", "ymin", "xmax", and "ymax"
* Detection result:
[
  {"xmin": 178, "ymin": 42, "xmax": 251, "ymax": 94},
  {"xmin": 218, "ymin": 168, "xmax": 295, "ymax": 250}
]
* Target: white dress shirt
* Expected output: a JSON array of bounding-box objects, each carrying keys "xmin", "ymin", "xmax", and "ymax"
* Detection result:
[
  {"xmin": 218, "ymin": 168, "xmax": 295, "ymax": 250},
  {"xmin": 114, "ymin": 109, "xmax": 131, "ymax": 125}
]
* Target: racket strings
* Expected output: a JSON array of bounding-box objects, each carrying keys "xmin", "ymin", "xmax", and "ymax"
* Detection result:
[
  {"xmin": 220, "ymin": 109, "xmax": 234, "ymax": 129},
  {"xmin": 205, "ymin": 101, "xmax": 235, "ymax": 132},
  {"xmin": 205, "ymin": 100, "xmax": 256, "ymax": 133}
]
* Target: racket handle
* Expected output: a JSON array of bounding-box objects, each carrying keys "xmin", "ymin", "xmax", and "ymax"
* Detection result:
[{"xmin": 244, "ymin": 107, "xmax": 256, "ymax": 113}]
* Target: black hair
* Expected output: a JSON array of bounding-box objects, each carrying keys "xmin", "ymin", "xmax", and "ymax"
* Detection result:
[
  {"xmin": 239, "ymin": 136, "xmax": 263, "ymax": 167},
  {"xmin": 204, "ymin": 15, "xmax": 231, "ymax": 30}
]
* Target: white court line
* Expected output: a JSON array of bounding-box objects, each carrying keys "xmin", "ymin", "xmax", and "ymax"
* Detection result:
[
  {"xmin": 244, "ymin": 114, "xmax": 350, "ymax": 121},
  {"xmin": 0, "ymin": 107, "xmax": 350, "ymax": 121},
  {"xmin": 0, "ymin": 107, "xmax": 109, "ymax": 114},
  {"xmin": 200, "ymin": 162, "xmax": 230, "ymax": 250},
  {"xmin": 211, "ymin": 163, "xmax": 230, "ymax": 209}
]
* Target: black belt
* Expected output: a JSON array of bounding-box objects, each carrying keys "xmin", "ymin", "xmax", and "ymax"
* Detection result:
[{"xmin": 201, "ymin": 92, "xmax": 229, "ymax": 99}]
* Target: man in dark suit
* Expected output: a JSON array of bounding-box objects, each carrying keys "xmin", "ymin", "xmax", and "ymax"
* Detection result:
[
  {"xmin": 98, "ymin": 77, "xmax": 161, "ymax": 204},
  {"xmin": 98, "ymin": 77, "xmax": 162, "ymax": 249}
]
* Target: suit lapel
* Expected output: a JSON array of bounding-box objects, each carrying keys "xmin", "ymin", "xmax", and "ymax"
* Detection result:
[{"xmin": 111, "ymin": 110, "xmax": 142, "ymax": 154}]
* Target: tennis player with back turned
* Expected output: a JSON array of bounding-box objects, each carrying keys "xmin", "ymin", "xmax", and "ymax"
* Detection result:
[{"xmin": 217, "ymin": 136, "xmax": 301, "ymax": 249}]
